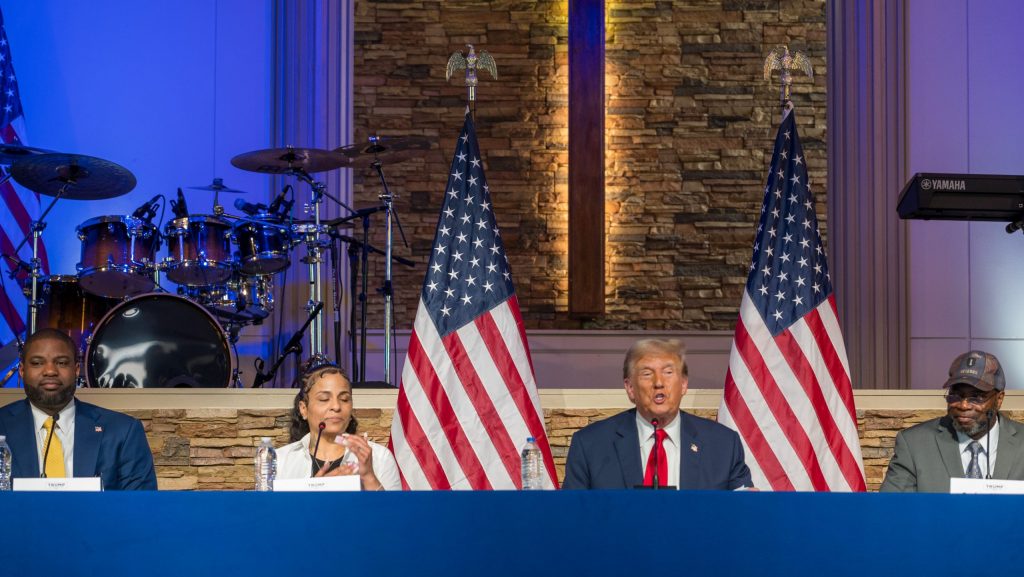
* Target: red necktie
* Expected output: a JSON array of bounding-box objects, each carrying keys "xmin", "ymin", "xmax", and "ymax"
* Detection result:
[{"xmin": 643, "ymin": 428, "xmax": 668, "ymax": 487}]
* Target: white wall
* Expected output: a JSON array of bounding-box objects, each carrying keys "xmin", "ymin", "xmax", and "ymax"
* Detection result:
[{"xmin": 907, "ymin": 0, "xmax": 1024, "ymax": 389}]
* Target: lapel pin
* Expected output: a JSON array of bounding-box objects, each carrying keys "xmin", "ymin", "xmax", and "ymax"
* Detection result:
[
  {"xmin": 690, "ymin": 443, "xmax": 699, "ymax": 453},
  {"xmin": 95, "ymin": 426, "xmax": 103, "ymax": 433}
]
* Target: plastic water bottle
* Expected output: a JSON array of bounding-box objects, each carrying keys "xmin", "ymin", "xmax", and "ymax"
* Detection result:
[
  {"xmin": 520, "ymin": 436, "xmax": 543, "ymax": 490},
  {"xmin": 0, "ymin": 435, "xmax": 11, "ymax": 491},
  {"xmin": 254, "ymin": 437, "xmax": 277, "ymax": 492}
]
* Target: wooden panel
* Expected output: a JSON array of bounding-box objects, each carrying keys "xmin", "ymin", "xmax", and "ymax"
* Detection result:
[{"xmin": 568, "ymin": 0, "xmax": 605, "ymax": 316}]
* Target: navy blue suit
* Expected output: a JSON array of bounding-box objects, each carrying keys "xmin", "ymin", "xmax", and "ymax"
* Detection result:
[
  {"xmin": 0, "ymin": 398, "xmax": 157, "ymax": 490},
  {"xmin": 562, "ymin": 409, "xmax": 752, "ymax": 490}
]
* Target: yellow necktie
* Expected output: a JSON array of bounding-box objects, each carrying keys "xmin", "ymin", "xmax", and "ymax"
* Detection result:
[{"xmin": 42, "ymin": 417, "xmax": 66, "ymax": 478}]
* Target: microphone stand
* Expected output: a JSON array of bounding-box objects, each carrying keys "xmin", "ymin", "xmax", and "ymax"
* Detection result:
[
  {"xmin": 251, "ymin": 302, "xmax": 323, "ymax": 388},
  {"xmin": 985, "ymin": 409, "xmax": 996, "ymax": 479},
  {"xmin": 40, "ymin": 412, "xmax": 59, "ymax": 478}
]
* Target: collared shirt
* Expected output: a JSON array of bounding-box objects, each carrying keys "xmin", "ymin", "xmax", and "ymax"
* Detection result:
[
  {"xmin": 635, "ymin": 412, "xmax": 681, "ymax": 489},
  {"xmin": 30, "ymin": 401, "xmax": 75, "ymax": 477},
  {"xmin": 956, "ymin": 417, "xmax": 1000, "ymax": 478}
]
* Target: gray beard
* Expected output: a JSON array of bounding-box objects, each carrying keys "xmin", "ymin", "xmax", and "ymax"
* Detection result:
[{"xmin": 951, "ymin": 415, "xmax": 991, "ymax": 438}]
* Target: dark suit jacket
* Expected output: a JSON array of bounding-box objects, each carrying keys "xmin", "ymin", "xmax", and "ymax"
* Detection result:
[
  {"xmin": 0, "ymin": 398, "xmax": 157, "ymax": 490},
  {"xmin": 880, "ymin": 414, "xmax": 1024, "ymax": 493},
  {"xmin": 562, "ymin": 409, "xmax": 752, "ymax": 490}
]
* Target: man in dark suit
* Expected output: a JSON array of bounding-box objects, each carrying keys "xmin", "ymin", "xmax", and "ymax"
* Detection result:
[
  {"xmin": 881, "ymin": 350, "xmax": 1024, "ymax": 492},
  {"xmin": 563, "ymin": 338, "xmax": 752, "ymax": 490},
  {"xmin": 0, "ymin": 328, "xmax": 157, "ymax": 490}
]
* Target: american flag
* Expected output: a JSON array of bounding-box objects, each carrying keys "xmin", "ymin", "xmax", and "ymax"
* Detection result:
[
  {"xmin": 389, "ymin": 112, "xmax": 558, "ymax": 489},
  {"xmin": 718, "ymin": 109, "xmax": 865, "ymax": 492},
  {"xmin": 0, "ymin": 9, "xmax": 48, "ymax": 343}
]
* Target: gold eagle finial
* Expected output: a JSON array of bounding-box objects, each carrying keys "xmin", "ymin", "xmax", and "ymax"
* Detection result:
[
  {"xmin": 763, "ymin": 46, "xmax": 813, "ymax": 109},
  {"xmin": 446, "ymin": 44, "xmax": 497, "ymax": 103}
]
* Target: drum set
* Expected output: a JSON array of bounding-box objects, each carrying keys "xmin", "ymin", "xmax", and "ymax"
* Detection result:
[{"xmin": 1, "ymin": 137, "xmax": 428, "ymax": 388}]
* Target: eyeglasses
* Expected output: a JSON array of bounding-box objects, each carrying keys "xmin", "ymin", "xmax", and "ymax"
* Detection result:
[{"xmin": 944, "ymin": 391, "xmax": 996, "ymax": 406}]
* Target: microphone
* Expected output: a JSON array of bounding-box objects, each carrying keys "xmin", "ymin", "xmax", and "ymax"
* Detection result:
[
  {"xmin": 40, "ymin": 412, "xmax": 59, "ymax": 478},
  {"xmin": 311, "ymin": 421, "xmax": 326, "ymax": 473},
  {"xmin": 651, "ymin": 418, "xmax": 660, "ymax": 490},
  {"xmin": 1007, "ymin": 221, "xmax": 1024, "ymax": 234},
  {"xmin": 234, "ymin": 197, "xmax": 268, "ymax": 216},
  {"xmin": 171, "ymin": 187, "xmax": 189, "ymax": 219},
  {"xmin": 985, "ymin": 409, "xmax": 996, "ymax": 479},
  {"xmin": 268, "ymin": 187, "xmax": 288, "ymax": 215},
  {"xmin": 131, "ymin": 194, "xmax": 160, "ymax": 220}
]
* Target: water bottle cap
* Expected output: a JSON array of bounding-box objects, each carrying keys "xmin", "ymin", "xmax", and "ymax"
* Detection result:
[{"xmin": 527, "ymin": 436, "xmax": 535, "ymax": 443}]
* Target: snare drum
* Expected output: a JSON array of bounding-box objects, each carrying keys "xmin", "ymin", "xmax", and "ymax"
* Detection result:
[
  {"xmin": 86, "ymin": 293, "xmax": 232, "ymax": 388},
  {"xmin": 164, "ymin": 215, "xmax": 234, "ymax": 286},
  {"xmin": 233, "ymin": 220, "xmax": 292, "ymax": 275},
  {"xmin": 76, "ymin": 215, "xmax": 160, "ymax": 298},
  {"xmin": 29, "ymin": 275, "xmax": 117, "ymax": 355}
]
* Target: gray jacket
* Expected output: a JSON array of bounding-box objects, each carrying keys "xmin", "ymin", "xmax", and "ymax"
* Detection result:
[{"xmin": 880, "ymin": 414, "xmax": 1024, "ymax": 493}]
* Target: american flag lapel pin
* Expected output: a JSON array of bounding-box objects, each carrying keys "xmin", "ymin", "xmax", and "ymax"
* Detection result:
[
  {"xmin": 95, "ymin": 426, "xmax": 103, "ymax": 433},
  {"xmin": 690, "ymin": 443, "xmax": 698, "ymax": 453}
]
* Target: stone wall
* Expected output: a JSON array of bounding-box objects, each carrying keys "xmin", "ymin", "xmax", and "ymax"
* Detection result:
[
  {"xmin": 352, "ymin": 0, "xmax": 827, "ymax": 331},
  {"xmin": 133, "ymin": 406, "xmax": 991, "ymax": 492}
]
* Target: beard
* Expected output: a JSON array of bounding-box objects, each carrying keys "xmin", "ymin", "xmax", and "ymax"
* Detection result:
[
  {"xmin": 951, "ymin": 414, "xmax": 990, "ymax": 437},
  {"xmin": 25, "ymin": 383, "xmax": 75, "ymax": 413}
]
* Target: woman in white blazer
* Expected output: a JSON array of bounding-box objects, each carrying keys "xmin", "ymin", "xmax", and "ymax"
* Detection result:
[{"xmin": 276, "ymin": 360, "xmax": 402, "ymax": 490}]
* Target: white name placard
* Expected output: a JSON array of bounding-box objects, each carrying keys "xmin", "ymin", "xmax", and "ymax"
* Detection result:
[
  {"xmin": 13, "ymin": 477, "xmax": 102, "ymax": 492},
  {"xmin": 950, "ymin": 477, "xmax": 1024, "ymax": 495},
  {"xmin": 273, "ymin": 476, "xmax": 361, "ymax": 492}
]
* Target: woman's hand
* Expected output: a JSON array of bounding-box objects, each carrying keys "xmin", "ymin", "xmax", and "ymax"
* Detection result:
[{"xmin": 335, "ymin": 433, "xmax": 383, "ymax": 490}]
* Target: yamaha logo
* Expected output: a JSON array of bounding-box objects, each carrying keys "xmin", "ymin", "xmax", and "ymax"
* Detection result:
[{"xmin": 920, "ymin": 179, "xmax": 932, "ymax": 191}]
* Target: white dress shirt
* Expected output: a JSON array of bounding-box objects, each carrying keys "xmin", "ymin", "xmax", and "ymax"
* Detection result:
[
  {"xmin": 635, "ymin": 412, "xmax": 681, "ymax": 489},
  {"xmin": 956, "ymin": 417, "xmax": 1000, "ymax": 477},
  {"xmin": 276, "ymin": 432, "xmax": 402, "ymax": 491},
  {"xmin": 30, "ymin": 400, "xmax": 75, "ymax": 476}
]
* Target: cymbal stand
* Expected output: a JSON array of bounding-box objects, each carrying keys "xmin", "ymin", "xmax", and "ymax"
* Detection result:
[
  {"xmin": 370, "ymin": 153, "xmax": 410, "ymax": 386},
  {"xmin": 12, "ymin": 183, "xmax": 67, "ymax": 334},
  {"xmin": 291, "ymin": 169, "xmax": 330, "ymax": 362}
]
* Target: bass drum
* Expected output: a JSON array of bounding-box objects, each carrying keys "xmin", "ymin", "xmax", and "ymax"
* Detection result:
[{"xmin": 86, "ymin": 293, "xmax": 232, "ymax": 388}]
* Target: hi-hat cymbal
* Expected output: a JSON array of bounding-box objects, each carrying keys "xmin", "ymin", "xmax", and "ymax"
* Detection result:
[
  {"xmin": 0, "ymin": 143, "xmax": 53, "ymax": 165},
  {"xmin": 231, "ymin": 146, "xmax": 348, "ymax": 175},
  {"xmin": 188, "ymin": 178, "xmax": 247, "ymax": 194},
  {"xmin": 334, "ymin": 136, "xmax": 432, "ymax": 168},
  {"xmin": 10, "ymin": 153, "xmax": 137, "ymax": 199}
]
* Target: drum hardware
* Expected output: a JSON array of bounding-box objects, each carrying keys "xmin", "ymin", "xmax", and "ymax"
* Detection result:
[
  {"xmin": 9, "ymin": 152, "xmax": 137, "ymax": 333},
  {"xmin": 251, "ymin": 301, "xmax": 323, "ymax": 388},
  {"xmin": 188, "ymin": 177, "xmax": 247, "ymax": 218},
  {"xmin": 334, "ymin": 135, "xmax": 429, "ymax": 385},
  {"xmin": 325, "ymin": 223, "xmax": 415, "ymax": 384}
]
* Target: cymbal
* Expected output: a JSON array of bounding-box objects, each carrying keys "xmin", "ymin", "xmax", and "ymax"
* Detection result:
[
  {"xmin": 0, "ymin": 143, "xmax": 53, "ymax": 165},
  {"xmin": 188, "ymin": 178, "xmax": 246, "ymax": 194},
  {"xmin": 10, "ymin": 153, "xmax": 137, "ymax": 199},
  {"xmin": 334, "ymin": 136, "xmax": 432, "ymax": 168},
  {"xmin": 230, "ymin": 146, "xmax": 348, "ymax": 175}
]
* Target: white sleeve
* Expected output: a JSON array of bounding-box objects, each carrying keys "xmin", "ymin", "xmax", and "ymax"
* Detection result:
[{"xmin": 370, "ymin": 442, "xmax": 403, "ymax": 491}]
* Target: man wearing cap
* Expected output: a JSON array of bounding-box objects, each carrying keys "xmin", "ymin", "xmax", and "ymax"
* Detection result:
[{"xmin": 880, "ymin": 350, "xmax": 1024, "ymax": 492}]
